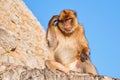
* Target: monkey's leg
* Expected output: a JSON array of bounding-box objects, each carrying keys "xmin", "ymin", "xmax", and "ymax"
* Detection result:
[
  {"xmin": 45, "ymin": 60, "xmax": 69, "ymax": 73},
  {"xmin": 83, "ymin": 59, "xmax": 98, "ymax": 75}
]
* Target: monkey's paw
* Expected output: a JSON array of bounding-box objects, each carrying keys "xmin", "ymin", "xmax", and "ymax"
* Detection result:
[{"xmin": 80, "ymin": 53, "xmax": 89, "ymax": 62}]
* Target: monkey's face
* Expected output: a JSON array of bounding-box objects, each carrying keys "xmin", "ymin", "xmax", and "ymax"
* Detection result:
[{"xmin": 58, "ymin": 10, "xmax": 78, "ymax": 34}]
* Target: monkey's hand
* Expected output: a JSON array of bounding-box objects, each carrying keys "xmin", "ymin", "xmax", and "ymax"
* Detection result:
[
  {"xmin": 49, "ymin": 15, "xmax": 59, "ymax": 26},
  {"xmin": 80, "ymin": 48, "xmax": 90, "ymax": 62},
  {"xmin": 80, "ymin": 53, "xmax": 89, "ymax": 62}
]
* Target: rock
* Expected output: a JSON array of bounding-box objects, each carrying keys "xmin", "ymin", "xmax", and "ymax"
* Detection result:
[
  {"xmin": 0, "ymin": 0, "xmax": 49, "ymax": 69},
  {"xmin": 0, "ymin": 63, "xmax": 119, "ymax": 80}
]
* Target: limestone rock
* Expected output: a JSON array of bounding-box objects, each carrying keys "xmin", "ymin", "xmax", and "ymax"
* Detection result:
[
  {"xmin": 0, "ymin": 0, "xmax": 49, "ymax": 69},
  {"xmin": 0, "ymin": 63, "xmax": 119, "ymax": 80}
]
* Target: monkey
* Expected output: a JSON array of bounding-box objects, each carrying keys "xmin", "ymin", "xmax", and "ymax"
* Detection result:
[{"xmin": 46, "ymin": 9, "xmax": 97, "ymax": 75}]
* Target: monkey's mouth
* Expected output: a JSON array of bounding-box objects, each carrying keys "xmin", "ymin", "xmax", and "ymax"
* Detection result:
[
  {"xmin": 63, "ymin": 26, "xmax": 75, "ymax": 34},
  {"xmin": 64, "ymin": 26, "xmax": 72, "ymax": 31}
]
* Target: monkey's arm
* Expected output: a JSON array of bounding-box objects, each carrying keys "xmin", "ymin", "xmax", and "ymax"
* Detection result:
[
  {"xmin": 78, "ymin": 25, "xmax": 90, "ymax": 62},
  {"xmin": 46, "ymin": 15, "xmax": 59, "ymax": 49}
]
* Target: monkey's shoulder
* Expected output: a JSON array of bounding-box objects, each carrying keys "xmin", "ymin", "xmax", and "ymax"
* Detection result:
[{"xmin": 75, "ymin": 24, "xmax": 85, "ymax": 33}]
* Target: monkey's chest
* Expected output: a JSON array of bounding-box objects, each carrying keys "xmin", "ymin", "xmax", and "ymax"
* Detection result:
[{"xmin": 54, "ymin": 39, "xmax": 78, "ymax": 65}]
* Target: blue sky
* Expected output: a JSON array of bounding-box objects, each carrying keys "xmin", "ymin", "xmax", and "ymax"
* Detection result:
[{"xmin": 24, "ymin": 0, "xmax": 120, "ymax": 78}]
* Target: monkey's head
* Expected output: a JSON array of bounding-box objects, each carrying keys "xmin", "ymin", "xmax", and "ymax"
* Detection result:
[{"xmin": 58, "ymin": 9, "xmax": 78, "ymax": 34}]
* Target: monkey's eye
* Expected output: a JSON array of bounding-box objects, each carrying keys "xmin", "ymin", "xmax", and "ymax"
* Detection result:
[
  {"xmin": 64, "ymin": 18, "xmax": 72, "ymax": 23},
  {"xmin": 65, "ymin": 18, "xmax": 72, "ymax": 21},
  {"xmin": 58, "ymin": 18, "xmax": 72, "ymax": 23},
  {"xmin": 58, "ymin": 19, "xmax": 63, "ymax": 23}
]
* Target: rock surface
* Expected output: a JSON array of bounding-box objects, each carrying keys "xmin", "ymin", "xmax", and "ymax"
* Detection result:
[
  {"xmin": 0, "ymin": 0, "xmax": 49, "ymax": 69},
  {"xmin": 0, "ymin": 63, "xmax": 119, "ymax": 80},
  {"xmin": 0, "ymin": 0, "xmax": 119, "ymax": 80}
]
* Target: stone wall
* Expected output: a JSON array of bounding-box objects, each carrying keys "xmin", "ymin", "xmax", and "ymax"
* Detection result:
[{"xmin": 0, "ymin": 0, "xmax": 49, "ymax": 69}]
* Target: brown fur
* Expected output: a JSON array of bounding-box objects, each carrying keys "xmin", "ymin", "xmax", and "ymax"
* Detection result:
[{"xmin": 46, "ymin": 9, "xmax": 97, "ymax": 75}]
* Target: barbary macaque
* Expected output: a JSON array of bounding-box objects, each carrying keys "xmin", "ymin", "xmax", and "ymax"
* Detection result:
[{"xmin": 46, "ymin": 9, "xmax": 97, "ymax": 75}]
